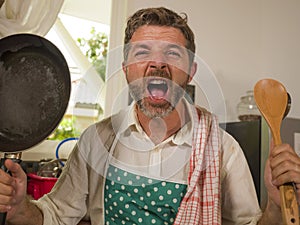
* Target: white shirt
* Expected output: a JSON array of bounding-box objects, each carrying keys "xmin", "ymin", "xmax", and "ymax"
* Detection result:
[
  {"xmin": 35, "ymin": 101, "xmax": 262, "ymax": 225},
  {"xmin": 109, "ymin": 101, "xmax": 262, "ymax": 224}
]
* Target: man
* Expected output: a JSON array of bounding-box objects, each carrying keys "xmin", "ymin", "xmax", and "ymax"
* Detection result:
[{"xmin": 1, "ymin": 7, "xmax": 300, "ymax": 225}]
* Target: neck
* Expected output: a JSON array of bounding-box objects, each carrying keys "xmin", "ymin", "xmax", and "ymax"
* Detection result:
[{"xmin": 136, "ymin": 100, "xmax": 189, "ymax": 144}]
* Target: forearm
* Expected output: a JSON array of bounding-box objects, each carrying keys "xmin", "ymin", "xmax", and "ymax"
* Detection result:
[
  {"xmin": 7, "ymin": 196, "xmax": 43, "ymax": 225},
  {"xmin": 258, "ymin": 198, "xmax": 283, "ymax": 225}
]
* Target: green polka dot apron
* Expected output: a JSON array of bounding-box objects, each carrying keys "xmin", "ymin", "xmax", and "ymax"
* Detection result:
[{"xmin": 104, "ymin": 165, "xmax": 187, "ymax": 225}]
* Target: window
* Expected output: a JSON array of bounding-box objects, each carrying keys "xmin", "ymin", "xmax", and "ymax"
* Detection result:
[{"xmin": 45, "ymin": 13, "xmax": 110, "ymax": 137}]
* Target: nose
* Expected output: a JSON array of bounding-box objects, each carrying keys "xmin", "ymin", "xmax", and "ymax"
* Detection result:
[
  {"xmin": 149, "ymin": 61, "xmax": 167, "ymax": 70},
  {"xmin": 146, "ymin": 60, "xmax": 169, "ymax": 78},
  {"xmin": 148, "ymin": 52, "xmax": 167, "ymax": 70}
]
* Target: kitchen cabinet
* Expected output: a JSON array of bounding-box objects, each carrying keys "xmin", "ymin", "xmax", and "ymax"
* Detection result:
[{"xmin": 221, "ymin": 117, "xmax": 300, "ymax": 209}]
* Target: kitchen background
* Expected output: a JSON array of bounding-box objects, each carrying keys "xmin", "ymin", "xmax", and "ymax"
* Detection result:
[
  {"xmin": 2, "ymin": 0, "xmax": 298, "ymax": 124},
  {"xmin": 106, "ymin": 0, "xmax": 300, "ymax": 123},
  {"xmin": 0, "ymin": 0, "xmax": 300, "ymax": 206}
]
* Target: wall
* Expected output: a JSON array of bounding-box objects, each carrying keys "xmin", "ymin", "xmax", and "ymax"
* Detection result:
[
  {"xmin": 106, "ymin": 0, "xmax": 300, "ymax": 122},
  {"xmin": 61, "ymin": 0, "xmax": 111, "ymax": 24}
]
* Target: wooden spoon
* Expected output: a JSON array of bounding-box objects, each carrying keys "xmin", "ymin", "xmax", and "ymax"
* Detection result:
[{"xmin": 254, "ymin": 78, "xmax": 299, "ymax": 225}]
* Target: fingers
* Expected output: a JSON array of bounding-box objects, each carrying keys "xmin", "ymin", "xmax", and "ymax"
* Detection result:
[
  {"xmin": 0, "ymin": 187, "xmax": 16, "ymax": 212},
  {"xmin": 4, "ymin": 159, "xmax": 26, "ymax": 180},
  {"xmin": 270, "ymin": 143, "xmax": 295, "ymax": 157},
  {"xmin": 0, "ymin": 160, "xmax": 26, "ymax": 213},
  {"xmin": 269, "ymin": 144, "xmax": 300, "ymax": 186},
  {"xmin": 0, "ymin": 162, "xmax": 16, "ymax": 212}
]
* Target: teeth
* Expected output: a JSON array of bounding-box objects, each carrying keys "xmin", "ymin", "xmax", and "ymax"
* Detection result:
[{"xmin": 148, "ymin": 79, "xmax": 167, "ymax": 85}]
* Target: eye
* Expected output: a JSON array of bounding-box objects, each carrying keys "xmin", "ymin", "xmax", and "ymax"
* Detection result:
[
  {"xmin": 134, "ymin": 50, "xmax": 150, "ymax": 58},
  {"xmin": 165, "ymin": 50, "xmax": 182, "ymax": 59}
]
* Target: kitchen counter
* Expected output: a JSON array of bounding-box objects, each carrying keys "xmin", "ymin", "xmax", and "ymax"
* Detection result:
[{"xmin": 0, "ymin": 139, "xmax": 77, "ymax": 162}]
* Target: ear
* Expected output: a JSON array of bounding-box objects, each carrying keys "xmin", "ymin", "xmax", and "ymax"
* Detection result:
[
  {"xmin": 188, "ymin": 62, "xmax": 197, "ymax": 83},
  {"xmin": 122, "ymin": 61, "xmax": 127, "ymax": 74}
]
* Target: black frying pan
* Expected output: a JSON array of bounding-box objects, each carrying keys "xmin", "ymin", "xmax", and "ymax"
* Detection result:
[{"xmin": 0, "ymin": 33, "xmax": 71, "ymax": 224}]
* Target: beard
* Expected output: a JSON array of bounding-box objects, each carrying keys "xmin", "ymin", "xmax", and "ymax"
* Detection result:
[{"xmin": 128, "ymin": 69, "xmax": 187, "ymax": 118}]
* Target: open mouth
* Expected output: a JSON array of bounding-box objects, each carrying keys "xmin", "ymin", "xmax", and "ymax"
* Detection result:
[{"xmin": 147, "ymin": 78, "xmax": 169, "ymax": 100}]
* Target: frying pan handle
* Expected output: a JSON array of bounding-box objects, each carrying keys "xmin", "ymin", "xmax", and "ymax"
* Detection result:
[
  {"xmin": 0, "ymin": 153, "xmax": 22, "ymax": 174},
  {"xmin": 0, "ymin": 213, "xmax": 7, "ymax": 225},
  {"xmin": 0, "ymin": 153, "xmax": 22, "ymax": 225}
]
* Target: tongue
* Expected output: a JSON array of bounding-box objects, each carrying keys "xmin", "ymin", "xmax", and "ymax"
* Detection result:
[
  {"xmin": 148, "ymin": 83, "xmax": 168, "ymax": 99},
  {"xmin": 149, "ymin": 88, "xmax": 165, "ymax": 98}
]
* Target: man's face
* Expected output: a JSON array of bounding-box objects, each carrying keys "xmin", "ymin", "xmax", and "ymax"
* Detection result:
[{"xmin": 123, "ymin": 25, "xmax": 196, "ymax": 118}]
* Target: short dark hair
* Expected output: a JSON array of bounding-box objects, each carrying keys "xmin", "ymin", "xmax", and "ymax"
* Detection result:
[{"xmin": 123, "ymin": 7, "xmax": 196, "ymax": 63}]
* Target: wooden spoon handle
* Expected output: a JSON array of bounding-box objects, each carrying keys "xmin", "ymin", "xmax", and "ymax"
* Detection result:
[
  {"xmin": 273, "ymin": 127, "xmax": 299, "ymax": 224},
  {"xmin": 279, "ymin": 184, "xmax": 299, "ymax": 225},
  {"xmin": 274, "ymin": 127, "xmax": 299, "ymax": 224}
]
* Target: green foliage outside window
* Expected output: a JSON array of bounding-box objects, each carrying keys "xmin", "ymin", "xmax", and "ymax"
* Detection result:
[
  {"xmin": 77, "ymin": 27, "xmax": 109, "ymax": 81},
  {"xmin": 48, "ymin": 117, "xmax": 81, "ymax": 141},
  {"xmin": 49, "ymin": 27, "xmax": 108, "ymax": 141}
]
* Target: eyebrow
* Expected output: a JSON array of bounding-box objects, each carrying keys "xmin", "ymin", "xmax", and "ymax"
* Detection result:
[
  {"xmin": 130, "ymin": 43, "xmax": 151, "ymax": 51},
  {"xmin": 130, "ymin": 42, "xmax": 186, "ymax": 53},
  {"xmin": 166, "ymin": 44, "xmax": 186, "ymax": 53}
]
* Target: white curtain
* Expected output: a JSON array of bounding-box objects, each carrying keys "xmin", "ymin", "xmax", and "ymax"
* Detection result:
[{"xmin": 0, "ymin": 0, "xmax": 64, "ymax": 38}]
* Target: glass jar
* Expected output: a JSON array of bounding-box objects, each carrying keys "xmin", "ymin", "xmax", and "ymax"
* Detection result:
[{"xmin": 237, "ymin": 90, "xmax": 261, "ymax": 121}]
